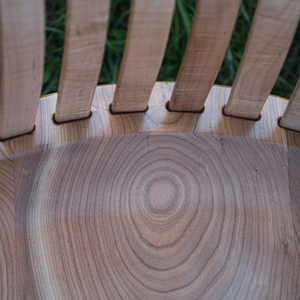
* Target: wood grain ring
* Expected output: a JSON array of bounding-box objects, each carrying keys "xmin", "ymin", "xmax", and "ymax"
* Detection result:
[{"xmin": 1, "ymin": 83, "xmax": 299, "ymax": 299}]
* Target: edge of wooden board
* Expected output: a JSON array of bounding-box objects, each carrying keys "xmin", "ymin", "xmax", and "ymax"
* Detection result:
[{"xmin": 0, "ymin": 83, "xmax": 298, "ymax": 160}]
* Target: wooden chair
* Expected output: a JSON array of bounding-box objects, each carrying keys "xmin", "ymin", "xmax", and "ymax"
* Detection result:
[{"xmin": 1, "ymin": 0, "xmax": 300, "ymax": 299}]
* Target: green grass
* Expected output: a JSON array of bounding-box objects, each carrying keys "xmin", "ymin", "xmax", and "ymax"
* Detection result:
[{"xmin": 44, "ymin": 0, "xmax": 300, "ymax": 98}]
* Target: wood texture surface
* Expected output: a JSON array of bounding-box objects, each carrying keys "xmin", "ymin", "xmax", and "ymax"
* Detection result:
[
  {"xmin": 111, "ymin": 0, "xmax": 175, "ymax": 113},
  {"xmin": 0, "ymin": 157, "xmax": 15, "ymax": 300},
  {"xmin": 287, "ymin": 131, "xmax": 300, "ymax": 262},
  {"xmin": 169, "ymin": 0, "xmax": 240, "ymax": 112},
  {"xmin": 55, "ymin": 0, "xmax": 110, "ymax": 123},
  {"xmin": 224, "ymin": 0, "xmax": 300, "ymax": 120},
  {"xmin": 1, "ymin": 83, "xmax": 300, "ymax": 299},
  {"xmin": 281, "ymin": 77, "xmax": 300, "ymax": 132},
  {"xmin": 0, "ymin": 0, "xmax": 44, "ymax": 140}
]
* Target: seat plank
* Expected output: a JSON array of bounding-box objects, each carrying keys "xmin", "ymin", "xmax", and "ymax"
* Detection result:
[
  {"xmin": 11, "ymin": 132, "xmax": 299, "ymax": 299},
  {"xmin": 280, "ymin": 77, "xmax": 300, "ymax": 132},
  {"xmin": 169, "ymin": 0, "xmax": 241, "ymax": 112},
  {"xmin": 0, "ymin": 83, "xmax": 299, "ymax": 299},
  {"xmin": 224, "ymin": 0, "xmax": 300, "ymax": 120},
  {"xmin": 0, "ymin": 0, "xmax": 44, "ymax": 140},
  {"xmin": 0, "ymin": 157, "xmax": 15, "ymax": 300},
  {"xmin": 111, "ymin": 0, "xmax": 175, "ymax": 113},
  {"xmin": 55, "ymin": 0, "xmax": 110, "ymax": 123}
]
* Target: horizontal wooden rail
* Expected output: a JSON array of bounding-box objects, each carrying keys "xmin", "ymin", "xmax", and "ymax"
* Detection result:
[
  {"xmin": 281, "ymin": 77, "xmax": 300, "ymax": 132},
  {"xmin": 111, "ymin": 0, "xmax": 175, "ymax": 113},
  {"xmin": 169, "ymin": 0, "xmax": 241, "ymax": 112},
  {"xmin": 0, "ymin": 0, "xmax": 44, "ymax": 140},
  {"xmin": 55, "ymin": 0, "xmax": 110, "ymax": 123},
  {"xmin": 224, "ymin": 0, "xmax": 300, "ymax": 120}
]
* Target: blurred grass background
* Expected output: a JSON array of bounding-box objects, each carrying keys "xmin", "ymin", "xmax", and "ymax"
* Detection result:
[{"xmin": 44, "ymin": 0, "xmax": 300, "ymax": 98}]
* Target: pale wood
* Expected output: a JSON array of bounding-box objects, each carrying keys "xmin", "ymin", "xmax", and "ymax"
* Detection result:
[
  {"xmin": 224, "ymin": 0, "xmax": 300, "ymax": 120},
  {"xmin": 111, "ymin": 0, "xmax": 175, "ymax": 113},
  {"xmin": 55, "ymin": 0, "xmax": 110, "ymax": 123},
  {"xmin": 1, "ymin": 83, "xmax": 300, "ymax": 299},
  {"xmin": 0, "ymin": 0, "xmax": 44, "ymax": 140},
  {"xmin": 280, "ymin": 77, "xmax": 300, "ymax": 132},
  {"xmin": 169, "ymin": 0, "xmax": 241, "ymax": 112}
]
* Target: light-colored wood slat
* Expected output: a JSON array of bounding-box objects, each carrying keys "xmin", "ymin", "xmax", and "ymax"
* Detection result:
[
  {"xmin": 224, "ymin": 0, "xmax": 300, "ymax": 120},
  {"xmin": 0, "ymin": 0, "xmax": 44, "ymax": 140},
  {"xmin": 111, "ymin": 0, "xmax": 175, "ymax": 113},
  {"xmin": 168, "ymin": 0, "xmax": 241, "ymax": 112},
  {"xmin": 280, "ymin": 77, "xmax": 300, "ymax": 132},
  {"xmin": 55, "ymin": 0, "xmax": 110, "ymax": 123}
]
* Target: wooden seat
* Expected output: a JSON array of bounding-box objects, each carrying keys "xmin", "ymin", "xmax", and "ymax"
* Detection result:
[{"xmin": 0, "ymin": 0, "xmax": 300, "ymax": 299}]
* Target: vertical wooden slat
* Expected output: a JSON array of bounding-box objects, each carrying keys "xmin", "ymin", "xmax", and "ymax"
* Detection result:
[
  {"xmin": 111, "ymin": 0, "xmax": 175, "ymax": 113},
  {"xmin": 169, "ymin": 0, "xmax": 241, "ymax": 112},
  {"xmin": 280, "ymin": 77, "xmax": 300, "ymax": 132},
  {"xmin": 224, "ymin": 0, "xmax": 300, "ymax": 120},
  {"xmin": 55, "ymin": 0, "xmax": 110, "ymax": 123},
  {"xmin": 0, "ymin": 0, "xmax": 44, "ymax": 140}
]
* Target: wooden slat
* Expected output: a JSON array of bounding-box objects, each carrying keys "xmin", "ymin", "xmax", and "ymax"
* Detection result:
[
  {"xmin": 169, "ymin": 0, "xmax": 241, "ymax": 112},
  {"xmin": 0, "ymin": 0, "xmax": 44, "ymax": 140},
  {"xmin": 224, "ymin": 0, "xmax": 300, "ymax": 120},
  {"xmin": 280, "ymin": 77, "xmax": 300, "ymax": 132},
  {"xmin": 111, "ymin": 0, "xmax": 175, "ymax": 113},
  {"xmin": 55, "ymin": 0, "xmax": 110, "ymax": 123}
]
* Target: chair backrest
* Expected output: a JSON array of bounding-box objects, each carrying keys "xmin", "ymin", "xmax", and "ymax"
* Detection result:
[{"xmin": 0, "ymin": 0, "xmax": 300, "ymax": 140}]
